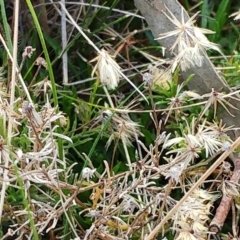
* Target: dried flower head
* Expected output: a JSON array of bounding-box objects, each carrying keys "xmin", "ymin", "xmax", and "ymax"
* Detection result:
[
  {"xmin": 162, "ymin": 83, "xmax": 188, "ymax": 124},
  {"xmin": 22, "ymin": 46, "xmax": 36, "ymax": 58},
  {"xmin": 222, "ymin": 180, "xmax": 240, "ymax": 197},
  {"xmin": 172, "ymin": 188, "xmax": 217, "ymax": 240},
  {"xmin": 35, "ymin": 57, "xmax": 48, "ymax": 69},
  {"xmin": 156, "ymin": 7, "xmax": 224, "ymax": 71},
  {"xmin": 221, "ymin": 141, "xmax": 232, "ymax": 151},
  {"xmin": 22, "ymin": 101, "xmax": 43, "ymax": 127},
  {"xmin": 148, "ymin": 64, "xmax": 172, "ymax": 88},
  {"xmin": 82, "ymin": 167, "xmax": 96, "ymax": 181},
  {"xmin": 32, "ymin": 77, "xmax": 56, "ymax": 96},
  {"xmin": 122, "ymin": 196, "xmax": 140, "ymax": 213},
  {"xmin": 101, "ymin": 110, "xmax": 142, "ymax": 148},
  {"xmin": 142, "ymin": 72, "xmax": 153, "ymax": 86},
  {"xmin": 7, "ymin": 228, "xmax": 14, "ymax": 236},
  {"xmin": 163, "ymin": 162, "xmax": 185, "ymax": 183},
  {"xmin": 91, "ymin": 49, "xmax": 121, "ymax": 89},
  {"xmin": 222, "ymin": 161, "xmax": 231, "ymax": 172},
  {"xmin": 41, "ymin": 104, "xmax": 67, "ymax": 126},
  {"xmin": 230, "ymin": 9, "xmax": 240, "ymax": 20},
  {"xmin": 199, "ymin": 89, "xmax": 240, "ymax": 119},
  {"xmin": 171, "ymin": 43, "xmax": 204, "ymax": 72}
]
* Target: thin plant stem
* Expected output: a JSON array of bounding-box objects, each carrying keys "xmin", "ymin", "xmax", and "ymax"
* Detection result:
[
  {"xmin": 61, "ymin": 0, "xmax": 69, "ymax": 84},
  {"xmin": 123, "ymin": 142, "xmax": 133, "ymax": 171},
  {"xmin": 0, "ymin": 0, "xmax": 13, "ymax": 52},
  {"xmin": 103, "ymin": 86, "xmax": 115, "ymax": 109},
  {"xmin": 0, "ymin": 33, "xmax": 33, "ymax": 103},
  {"xmin": 0, "ymin": 0, "xmax": 20, "ymax": 224}
]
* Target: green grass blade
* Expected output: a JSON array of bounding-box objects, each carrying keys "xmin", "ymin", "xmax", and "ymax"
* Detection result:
[
  {"xmin": 0, "ymin": 1, "xmax": 13, "ymax": 53},
  {"xmin": 25, "ymin": 0, "xmax": 64, "ymax": 159},
  {"xmin": 208, "ymin": 0, "xmax": 232, "ymax": 42},
  {"xmin": 201, "ymin": 0, "xmax": 210, "ymax": 29}
]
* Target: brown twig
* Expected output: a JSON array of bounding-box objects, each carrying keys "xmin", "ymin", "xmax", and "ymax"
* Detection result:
[{"xmin": 209, "ymin": 154, "xmax": 240, "ymax": 234}]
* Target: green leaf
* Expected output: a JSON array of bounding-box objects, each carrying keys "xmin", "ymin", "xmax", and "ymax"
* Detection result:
[{"xmin": 208, "ymin": 0, "xmax": 232, "ymax": 42}]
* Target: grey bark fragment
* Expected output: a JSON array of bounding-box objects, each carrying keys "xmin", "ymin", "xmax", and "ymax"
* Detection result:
[{"xmin": 135, "ymin": 0, "xmax": 240, "ymax": 139}]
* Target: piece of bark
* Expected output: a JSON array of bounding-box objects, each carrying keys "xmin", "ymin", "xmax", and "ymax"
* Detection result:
[
  {"xmin": 209, "ymin": 156, "xmax": 240, "ymax": 234},
  {"xmin": 134, "ymin": 0, "xmax": 240, "ymax": 139}
]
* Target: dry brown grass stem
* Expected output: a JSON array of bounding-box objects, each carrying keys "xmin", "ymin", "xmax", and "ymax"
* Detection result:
[{"xmin": 0, "ymin": 0, "xmax": 20, "ymax": 223}]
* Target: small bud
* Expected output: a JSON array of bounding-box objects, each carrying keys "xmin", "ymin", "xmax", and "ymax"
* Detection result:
[
  {"xmin": 91, "ymin": 49, "xmax": 121, "ymax": 90},
  {"xmin": 22, "ymin": 46, "xmax": 36, "ymax": 58},
  {"xmin": 81, "ymin": 167, "xmax": 96, "ymax": 181},
  {"xmin": 35, "ymin": 57, "xmax": 48, "ymax": 69}
]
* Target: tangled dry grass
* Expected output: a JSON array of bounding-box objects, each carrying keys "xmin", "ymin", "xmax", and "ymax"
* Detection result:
[{"xmin": 0, "ymin": 1, "xmax": 240, "ymax": 240}]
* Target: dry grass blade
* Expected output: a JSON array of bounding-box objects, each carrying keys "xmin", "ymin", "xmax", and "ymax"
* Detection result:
[
  {"xmin": 1, "ymin": 0, "xmax": 240, "ymax": 238},
  {"xmin": 0, "ymin": 0, "xmax": 20, "ymax": 223}
]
